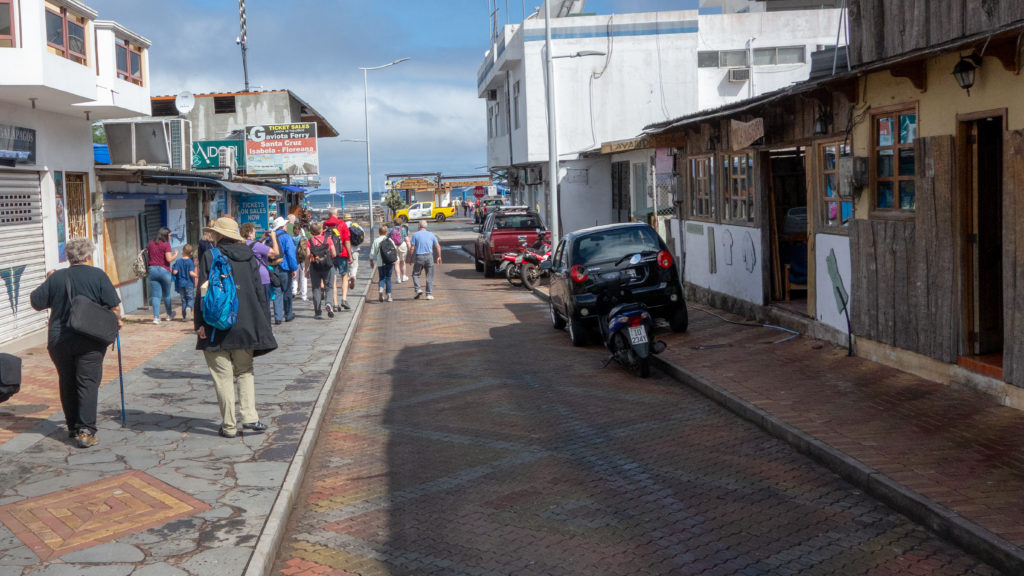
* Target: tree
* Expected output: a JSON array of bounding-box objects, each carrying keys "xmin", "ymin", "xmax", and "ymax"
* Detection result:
[
  {"xmin": 91, "ymin": 123, "xmax": 107, "ymax": 144},
  {"xmin": 382, "ymin": 191, "xmax": 406, "ymax": 221}
]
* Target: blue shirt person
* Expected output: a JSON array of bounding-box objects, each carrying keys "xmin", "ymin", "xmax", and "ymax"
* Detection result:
[{"xmin": 408, "ymin": 220, "xmax": 442, "ymax": 300}]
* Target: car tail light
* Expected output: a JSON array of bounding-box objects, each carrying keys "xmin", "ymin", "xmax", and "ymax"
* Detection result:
[
  {"xmin": 570, "ymin": 265, "xmax": 588, "ymax": 283},
  {"xmin": 657, "ymin": 250, "xmax": 673, "ymax": 269}
]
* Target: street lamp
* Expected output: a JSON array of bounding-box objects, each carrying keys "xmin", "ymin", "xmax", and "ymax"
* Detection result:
[
  {"xmin": 543, "ymin": 2, "xmax": 605, "ymax": 244},
  {"xmin": 359, "ymin": 57, "xmax": 409, "ymax": 232}
]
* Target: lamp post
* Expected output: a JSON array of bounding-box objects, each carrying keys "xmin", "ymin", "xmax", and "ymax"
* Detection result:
[
  {"xmin": 359, "ymin": 57, "xmax": 410, "ymax": 232},
  {"xmin": 543, "ymin": 2, "xmax": 605, "ymax": 243}
]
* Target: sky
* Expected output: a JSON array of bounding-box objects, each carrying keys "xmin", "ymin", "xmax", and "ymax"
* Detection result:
[{"xmin": 88, "ymin": 0, "xmax": 702, "ymax": 192}]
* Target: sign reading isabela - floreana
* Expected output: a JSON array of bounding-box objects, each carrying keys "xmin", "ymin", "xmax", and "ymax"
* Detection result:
[{"xmin": 244, "ymin": 123, "xmax": 318, "ymax": 176}]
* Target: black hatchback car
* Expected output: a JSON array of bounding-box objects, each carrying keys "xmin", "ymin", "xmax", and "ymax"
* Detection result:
[{"xmin": 544, "ymin": 222, "xmax": 687, "ymax": 346}]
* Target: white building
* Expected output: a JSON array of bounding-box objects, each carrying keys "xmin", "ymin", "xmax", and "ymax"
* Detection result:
[
  {"xmin": 0, "ymin": 0, "xmax": 151, "ymax": 348},
  {"xmin": 478, "ymin": 0, "xmax": 843, "ymax": 235}
]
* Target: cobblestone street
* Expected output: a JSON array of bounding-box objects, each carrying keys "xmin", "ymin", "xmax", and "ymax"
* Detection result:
[{"xmin": 273, "ymin": 245, "xmax": 999, "ymax": 576}]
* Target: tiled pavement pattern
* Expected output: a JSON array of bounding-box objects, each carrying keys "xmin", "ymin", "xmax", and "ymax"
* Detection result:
[
  {"xmin": 273, "ymin": 245, "xmax": 999, "ymax": 576},
  {"xmin": 0, "ymin": 249, "xmax": 371, "ymax": 575},
  {"xmin": 652, "ymin": 305, "xmax": 1024, "ymax": 567}
]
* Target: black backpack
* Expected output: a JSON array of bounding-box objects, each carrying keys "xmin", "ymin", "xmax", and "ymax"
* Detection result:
[
  {"xmin": 380, "ymin": 238, "xmax": 398, "ymax": 265},
  {"xmin": 349, "ymin": 224, "xmax": 365, "ymax": 247},
  {"xmin": 0, "ymin": 353, "xmax": 20, "ymax": 404},
  {"xmin": 309, "ymin": 236, "xmax": 333, "ymax": 270}
]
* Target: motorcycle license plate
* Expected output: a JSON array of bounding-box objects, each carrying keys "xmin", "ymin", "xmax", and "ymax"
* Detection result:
[
  {"xmin": 628, "ymin": 325, "xmax": 648, "ymax": 345},
  {"xmin": 515, "ymin": 255, "xmax": 523, "ymax": 264}
]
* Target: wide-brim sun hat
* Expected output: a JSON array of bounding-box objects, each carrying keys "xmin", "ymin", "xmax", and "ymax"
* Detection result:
[
  {"xmin": 203, "ymin": 217, "xmax": 244, "ymax": 242},
  {"xmin": 271, "ymin": 216, "xmax": 288, "ymax": 230}
]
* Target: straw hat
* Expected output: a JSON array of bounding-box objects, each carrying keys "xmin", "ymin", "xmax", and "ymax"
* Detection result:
[
  {"xmin": 271, "ymin": 216, "xmax": 288, "ymax": 230},
  {"xmin": 202, "ymin": 217, "xmax": 244, "ymax": 242}
]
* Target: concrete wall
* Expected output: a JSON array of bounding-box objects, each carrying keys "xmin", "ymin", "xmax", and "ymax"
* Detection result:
[
  {"xmin": 814, "ymin": 233, "xmax": 852, "ymax": 332},
  {"xmin": 189, "ymin": 92, "xmax": 295, "ymax": 142},
  {"xmin": 683, "ymin": 220, "xmax": 764, "ymax": 306},
  {"xmin": 558, "ymin": 156, "xmax": 613, "ymax": 234}
]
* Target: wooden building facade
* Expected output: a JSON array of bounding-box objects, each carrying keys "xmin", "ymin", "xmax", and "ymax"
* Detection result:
[{"xmin": 643, "ymin": 0, "xmax": 1024, "ymax": 405}]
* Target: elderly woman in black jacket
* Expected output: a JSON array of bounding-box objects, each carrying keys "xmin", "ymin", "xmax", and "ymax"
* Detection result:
[
  {"xmin": 30, "ymin": 238, "xmax": 122, "ymax": 448},
  {"xmin": 194, "ymin": 217, "xmax": 277, "ymax": 438}
]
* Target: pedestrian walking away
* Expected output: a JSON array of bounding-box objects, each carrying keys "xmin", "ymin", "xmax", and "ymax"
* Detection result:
[
  {"xmin": 289, "ymin": 213, "xmax": 310, "ymax": 301},
  {"xmin": 409, "ymin": 219, "xmax": 442, "ymax": 300},
  {"xmin": 305, "ymin": 221, "xmax": 337, "ymax": 319},
  {"xmin": 30, "ymin": 238, "xmax": 123, "ymax": 448},
  {"xmin": 242, "ymin": 222, "xmax": 280, "ymax": 319},
  {"xmin": 194, "ymin": 217, "xmax": 277, "ymax": 438},
  {"xmin": 390, "ymin": 219, "xmax": 409, "ymax": 283},
  {"xmin": 369, "ymin": 224, "xmax": 397, "ymax": 302},
  {"xmin": 323, "ymin": 208, "xmax": 353, "ymax": 312},
  {"xmin": 146, "ymin": 227, "xmax": 178, "ymax": 323},
  {"xmin": 271, "ymin": 216, "xmax": 298, "ymax": 324},
  {"xmin": 344, "ymin": 213, "xmax": 362, "ymax": 292},
  {"xmin": 171, "ymin": 243, "xmax": 197, "ymax": 321}
]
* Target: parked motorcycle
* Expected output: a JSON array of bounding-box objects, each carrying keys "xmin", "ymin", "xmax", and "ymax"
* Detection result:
[
  {"xmin": 502, "ymin": 232, "xmax": 550, "ymax": 289},
  {"xmin": 593, "ymin": 254, "xmax": 667, "ymax": 378},
  {"xmin": 500, "ymin": 250, "xmax": 523, "ymax": 287}
]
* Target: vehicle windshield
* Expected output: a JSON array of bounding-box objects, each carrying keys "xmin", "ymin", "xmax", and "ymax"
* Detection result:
[
  {"xmin": 493, "ymin": 214, "xmax": 541, "ymax": 230},
  {"xmin": 572, "ymin": 227, "xmax": 661, "ymax": 266}
]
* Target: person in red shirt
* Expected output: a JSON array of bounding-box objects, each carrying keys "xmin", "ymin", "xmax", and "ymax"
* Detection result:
[
  {"xmin": 146, "ymin": 227, "xmax": 178, "ymax": 324},
  {"xmin": 322, "ymin": 208, "xmax": 353, "ymax": 312}
]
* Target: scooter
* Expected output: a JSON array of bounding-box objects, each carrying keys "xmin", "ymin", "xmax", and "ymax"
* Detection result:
[{"xmin": 593, "ymin": 256, "xmax": 667, "ymax": 378}]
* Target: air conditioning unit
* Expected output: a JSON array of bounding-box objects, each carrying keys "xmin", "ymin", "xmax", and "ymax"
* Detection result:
[
  {"xmin": 218, "ymin": 146, "xmax": 237, "ymax": 175},
  {"xmin": 164, "ymin": 119, "xmax": 192, "ymax": 170},
  {"xmin": 523, "ymin": 167, "xmax": 542, "ymax": 185},
  {"xmin": 486, "ymin": 89, "xmax": 498, "ymax": 101},
  {"xmin": 728, "ymin": 67, "xmax": 751, "ymax": 83}
]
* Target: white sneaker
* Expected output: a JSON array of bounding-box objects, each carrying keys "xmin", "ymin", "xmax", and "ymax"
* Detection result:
[
  {"xmin": 403, "ymin": 276, "xmax": 409, "ymax": 282},
  {"xmin": 152, "ymin": 318, "xmax": 160, "ymax": 325},
  {"xmin": 396, "ymin": 277, "xmax": 402, "ymax": 283},
  {"xmin": 426, "ymin": 294, "xmax": 434, "ymax": 300}
]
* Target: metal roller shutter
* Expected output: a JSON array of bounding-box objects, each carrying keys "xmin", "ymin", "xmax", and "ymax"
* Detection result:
[{"xmin": 0, "ymin": 171, "xmax": 48, "ymax": 345}]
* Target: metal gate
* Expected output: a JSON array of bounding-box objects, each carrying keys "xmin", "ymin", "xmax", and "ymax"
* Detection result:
[
  {"xmin": 143, "ymin": 203, "xmax": 162, "ymax": 243},
  {"xmin": 0, "ymin": 171, "xmax": 48, "ymax": 345},
  {"xmin": 64, "ymin": 172, "xmax": 90, "ymax": 239}
]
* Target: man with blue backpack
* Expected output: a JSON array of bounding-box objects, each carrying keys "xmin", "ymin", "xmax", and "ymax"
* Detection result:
[
  {"xmin": 270, "ymin": 217, "xmax": 299, "ymax": 325},
  {"xmin": 194, "ymin": 217, "xmax": 277, "ymax": 438}
]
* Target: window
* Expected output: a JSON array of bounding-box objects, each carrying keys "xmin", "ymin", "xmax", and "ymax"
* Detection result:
[
  {"xmin": 0, "ymin": 1, "xmax": 15, "ymax": 47},
  {"xmin": 151, "ymin": 99, "xmax": 176, "ymax": 116},
  {"xmin": 116, "ymin": 38, "xmax": 144, "ymax": 86},
  {"xmin": 820, "ymin": 142, "xmax": 852, "ymax": 230},
  {"xmin": 512, "ymin": 81, "xmax": 520, "ymax": 130},
  {"xmin": 213, "ymin": 96, "xmax": 236, "ymax": 114},
  {"xmin": 722, "ymin": 152, "xmax": 755, "ymax": 224},
  {"xmin": 688, "ymin": 156, "xmax": 715, "ymax": 220},
  {"xmin": 697, "ymin": 51, "xmax": 719, "ymax": 68},
  {"xmin": 46, "ymin": 6, "xmax": 87, "ymax": 65},
  {"xmin": 872, "ymin": 108, "xmax": 916, "ymax": 211},
  {"xmin": 753, "ymin": 46, "xmax": 806, "ymax": 65},
  {"xmin": 720, "ymin": 50, "xmax": 747, "ymax": 67}
]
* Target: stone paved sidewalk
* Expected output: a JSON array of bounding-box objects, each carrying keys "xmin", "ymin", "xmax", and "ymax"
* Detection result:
[{"xmin": 0, "ymin": 249, "xmax": 372, "ymax": 576}]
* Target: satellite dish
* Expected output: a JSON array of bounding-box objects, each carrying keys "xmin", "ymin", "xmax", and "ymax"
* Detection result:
[{"xmin": 174, "ymin": 91, "xmax": 195, "ymax": 115}]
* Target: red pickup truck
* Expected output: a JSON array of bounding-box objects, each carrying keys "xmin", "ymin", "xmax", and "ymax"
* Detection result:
[{"xmin": 474, "ymin": 207, "xmax": 548, "ymax": 277}]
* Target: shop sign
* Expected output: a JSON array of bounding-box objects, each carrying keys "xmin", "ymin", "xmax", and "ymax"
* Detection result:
[
  {"xmin": 245, "ymin": 123, "xmax": 319, "ymax": 176},
  {"xmin": 192, "ymin": 140, "xmax": 245, "ymax": 170},
  {"xmin": 601, "ymin": 135, "xmax": 650, "ymax": 154},
  {"xmin": 0, "ymin": 124, "xmax": 36, "ymax": 164},
  {"xmin": 237, "ymin": 193, "xmax": 269, "ymax": 233},
  {"xmin": 730, "ymin": 118, "xmax": 763, "ymax": 151}
]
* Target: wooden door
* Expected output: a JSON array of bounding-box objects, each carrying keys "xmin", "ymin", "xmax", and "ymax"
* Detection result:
[{"xmin": 963, "ymin": 118, "xmax": 1004, "ymax": 355}]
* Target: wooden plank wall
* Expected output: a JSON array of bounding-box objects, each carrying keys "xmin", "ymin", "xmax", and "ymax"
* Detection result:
[
  {"xmin": 850, "ymin": 135, "xmax": 957, "ymax": 362},
  {"xmin": 849, "ymin": 0, "xmax": 1024, "ymax": 66},
  {"xmin": 1004, "ymin": 131, "xmax": 1024, "ymax": 384}
]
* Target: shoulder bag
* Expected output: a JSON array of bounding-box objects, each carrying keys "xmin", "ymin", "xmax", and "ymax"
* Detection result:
[{"xmin": 65, "ymin": 271, "xmax": 119, "ymax": 345}]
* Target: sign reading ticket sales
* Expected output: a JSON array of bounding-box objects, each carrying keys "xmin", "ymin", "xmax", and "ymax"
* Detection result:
[{"xmin": 245, "ymin": 123, "xmax": 319, "ymax": 176}]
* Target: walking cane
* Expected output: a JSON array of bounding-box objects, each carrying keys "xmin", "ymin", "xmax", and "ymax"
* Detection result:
[{"xmin": 116, "ymin": 332, "xmax": 126, "ymax": 427}]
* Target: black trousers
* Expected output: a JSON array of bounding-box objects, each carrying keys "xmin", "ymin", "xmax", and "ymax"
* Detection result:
[
  {"xmin": 49, "ymin": 337, "xmax": 107, "ymax": 435},
  {"xmin": 310, "ymin": 265, "xmax": 333, "ymax": 316}
]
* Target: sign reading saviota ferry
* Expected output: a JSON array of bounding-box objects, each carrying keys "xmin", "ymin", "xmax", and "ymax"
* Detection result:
[{"xmin": 244, "ymin": 123, "xmax": 318, "ymax": 176}]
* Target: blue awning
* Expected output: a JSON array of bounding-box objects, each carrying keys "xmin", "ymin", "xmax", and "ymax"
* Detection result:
[
  {"xmin": 277, "ymin": 185, "xmax": 305, "ymax": 193},
  {"xmin": 93, "ymin": 144, "xmax": 111, "ymax": 165}
]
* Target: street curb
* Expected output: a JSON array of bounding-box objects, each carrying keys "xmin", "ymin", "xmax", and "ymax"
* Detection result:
[
  {"xmin": 245, "ymin": 260, "xmax": 372, "ymax": 576},
  {"xmin": 530, "ymin": 287, "xmax": 1024, "ymax": 575}
]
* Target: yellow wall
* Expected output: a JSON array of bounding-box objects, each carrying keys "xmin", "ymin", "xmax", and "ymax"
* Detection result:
[{"xmin": 852, "ymin": 51, "xmax": 1024, "ymax": 218}]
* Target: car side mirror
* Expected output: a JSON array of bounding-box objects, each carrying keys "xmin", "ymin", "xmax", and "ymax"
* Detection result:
[{"xmin": 540, "ymin": 260, "xmax": 552, "ymax": 270}]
